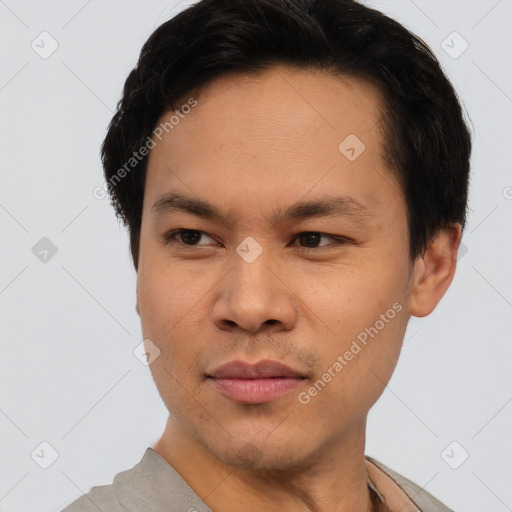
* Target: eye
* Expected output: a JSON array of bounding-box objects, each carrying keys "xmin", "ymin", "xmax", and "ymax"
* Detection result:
[
  {"xmin": 291, "ymin": 232, "xmax": 349, "ymax": 249},
  {"xmin": 163, "ymin": 229, "xmax": 217, "ymax": 247},
  {"xmin": 163, "ymin": 229, "xmax": 351, "ymax": 250}
]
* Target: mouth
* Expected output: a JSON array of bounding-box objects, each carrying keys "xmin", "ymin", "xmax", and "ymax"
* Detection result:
[{"xmin": 206, "ymin": 359, "xmax": 307, "ymax": 404}]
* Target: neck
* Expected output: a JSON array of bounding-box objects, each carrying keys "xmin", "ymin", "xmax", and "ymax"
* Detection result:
[{"xmin": 153, "ymin": 416, "xmax": 373, "ymax": 512}]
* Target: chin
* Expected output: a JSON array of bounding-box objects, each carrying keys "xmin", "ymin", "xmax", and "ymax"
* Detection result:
[{"xmin": 210, "ymin": 436, "xmax": 317, "ymax": 471}]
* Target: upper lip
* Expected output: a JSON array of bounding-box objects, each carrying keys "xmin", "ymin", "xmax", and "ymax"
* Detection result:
[{"xmin": 207, "ymin": 360, "xmax": 305, "ymax": 379}]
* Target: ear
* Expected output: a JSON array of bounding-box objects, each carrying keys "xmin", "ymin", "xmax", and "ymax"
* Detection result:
[{"xmin": 408, "ymin": 223, "xmax": 462, "ymax": 317}]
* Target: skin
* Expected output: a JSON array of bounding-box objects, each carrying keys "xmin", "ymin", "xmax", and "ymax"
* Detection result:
[{"xmin": 135, "ymin": 65, "xmax": 461, "ymax": 512}]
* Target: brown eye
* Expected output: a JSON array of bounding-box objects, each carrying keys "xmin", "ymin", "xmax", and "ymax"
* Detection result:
[
  {"xmin": 177, "ymin": 230, "xmax": 202, "ymax": 245},
  {"xmin": 163, "ymin": 229, "xmax": 216, "ymax": 246},
  {"xmin": 297, "ymin": 233, "xmax": 323, "ymax": 248},
  {"xmin": 293, "ymin": 232, "xmax": 343, "ymax": 249}
]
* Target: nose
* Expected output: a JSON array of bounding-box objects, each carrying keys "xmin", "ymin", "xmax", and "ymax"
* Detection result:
[{"xmin": 212, "ymin": 249, "xmax": 298, "ymax": 334}]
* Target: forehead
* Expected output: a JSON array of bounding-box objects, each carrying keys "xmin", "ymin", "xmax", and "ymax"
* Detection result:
[
  {"xmin": 163, "ymin": 65, "xmax": 386, "ymax": 151},
  {"xmin": 143, "ymin": 65, "xmax": 403, "ymax": 224}
]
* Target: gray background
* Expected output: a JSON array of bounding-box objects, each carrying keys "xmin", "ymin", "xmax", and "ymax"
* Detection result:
[{"xmin": 1, "ymin": 1, "xmax": 511, "ymax": 511}]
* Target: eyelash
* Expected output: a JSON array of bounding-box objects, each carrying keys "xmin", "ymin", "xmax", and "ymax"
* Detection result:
[{"xmin": 162, "ymin": 229, "xmax": 351, "ymax": 251}]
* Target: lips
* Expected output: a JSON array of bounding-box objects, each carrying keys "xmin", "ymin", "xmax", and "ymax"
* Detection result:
[
  {"xmin": 207, "ymin": 360, "xmax": 306, "ymax": 404},
  {"xmin": 208, "ymin": 360, "xmax": 304, "ymax": 379}
]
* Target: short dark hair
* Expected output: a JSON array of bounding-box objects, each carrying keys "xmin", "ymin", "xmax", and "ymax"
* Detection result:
[{"xmin": 101, "ymin": 0, "xmax": 471, "ymax": 270}]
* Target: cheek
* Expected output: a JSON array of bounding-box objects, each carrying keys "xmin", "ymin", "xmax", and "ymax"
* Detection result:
[
  {"xmin": 300, "ymin": 255, "xmax": 407, "ymax": 330},
  {"xmin": 137, "ymin": 260, "xmax": 214, "ymax": 371},
  {"xmin": 302, "ymin": 303, "xmax": 407, "ymax": 419},
  {"xmin": 299, "ymin": 261, "xmax": 409, "ymax": 401},
  {"xmin": 137, "ymin": 256, "xmax": 204, "ymax": 332}
]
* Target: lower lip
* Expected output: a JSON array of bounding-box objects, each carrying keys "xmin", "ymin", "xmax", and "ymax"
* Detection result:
[{"xmin": 209, "ymin": 378, "xmax": 303, "ymax": 404}]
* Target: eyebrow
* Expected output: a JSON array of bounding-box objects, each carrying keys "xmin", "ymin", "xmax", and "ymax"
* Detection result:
[{"xmin": 151, "ymin": 191, "xmax": 373, "ymax": 227}]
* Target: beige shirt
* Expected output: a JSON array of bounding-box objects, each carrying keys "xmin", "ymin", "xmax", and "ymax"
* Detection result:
[
  {"xmin": 61, "ymin": 448, "xmax": 454, "ymax": 511},
  {"xmin": 365, "ymin": 456, "xmax": 453, "ymax": 512}
]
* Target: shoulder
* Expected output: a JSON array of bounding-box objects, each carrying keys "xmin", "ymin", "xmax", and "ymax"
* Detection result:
[
  {"xmin": 60, "ymin": 451, "xmax": 151, "ymax": 512},
  {"xmin": 60, "ymin": 448, "xmax": 211, "ymax": 512},
  {"xmin": 366, "ymin": 456, "xmax": 455, "ymax": 512}
]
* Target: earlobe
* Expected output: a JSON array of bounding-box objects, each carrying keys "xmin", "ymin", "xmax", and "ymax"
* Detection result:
[{"xmin": 408, "ymin": 224, "xmax": 462, "ymax": 317}]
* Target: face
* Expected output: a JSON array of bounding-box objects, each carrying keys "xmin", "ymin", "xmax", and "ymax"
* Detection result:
[{"xmin": 136, "ymin": 66, "xmax": 414, "ymax": 470}]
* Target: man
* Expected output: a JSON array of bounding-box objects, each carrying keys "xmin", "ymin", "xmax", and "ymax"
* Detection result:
[{"xmin": 62, "ymin": 0, "xmax": 471, "ymax": 510}]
